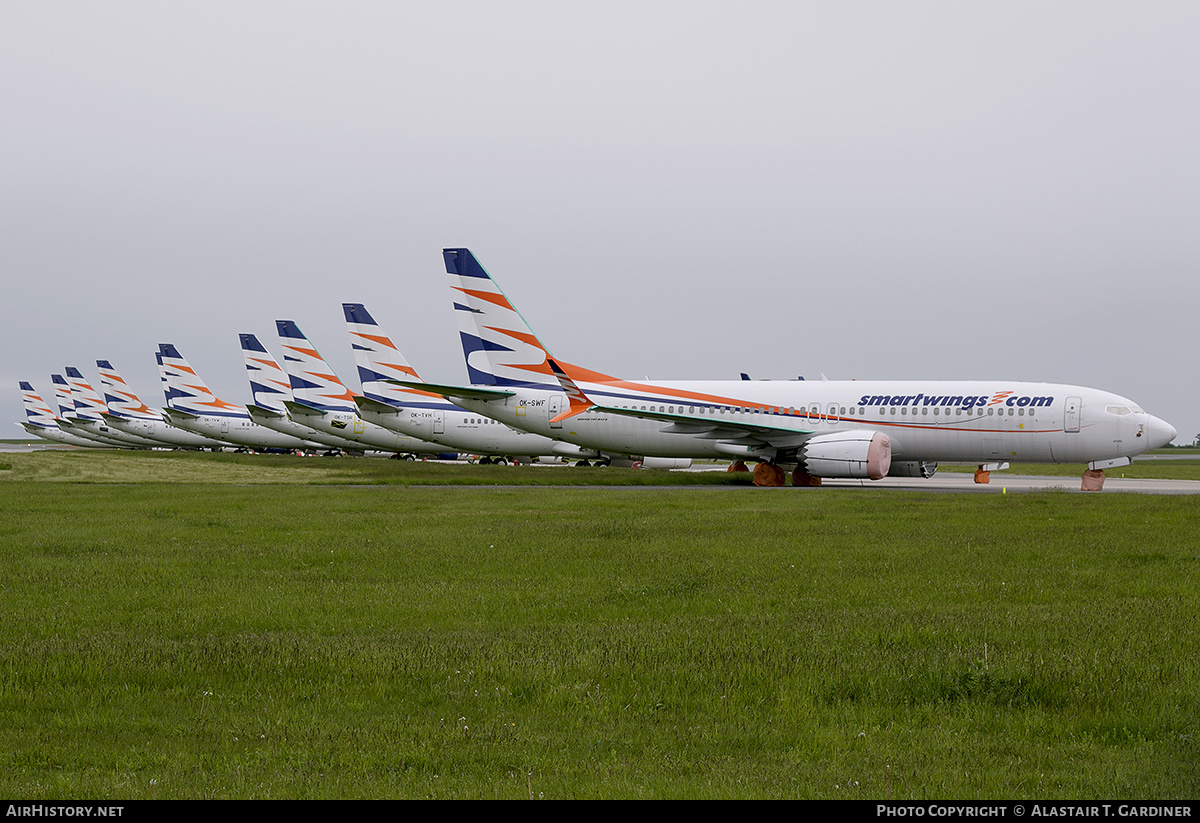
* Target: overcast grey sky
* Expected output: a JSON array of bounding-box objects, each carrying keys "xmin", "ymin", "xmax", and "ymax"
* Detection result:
[{"xmin": 3, "ymin": 2, "xmax": 1197, "ymax": 445}]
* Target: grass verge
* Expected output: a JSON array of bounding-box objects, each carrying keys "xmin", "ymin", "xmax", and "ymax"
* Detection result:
[{"xmin": 0, "ymin": 452, "xmax": 1196, "ymax": 798}]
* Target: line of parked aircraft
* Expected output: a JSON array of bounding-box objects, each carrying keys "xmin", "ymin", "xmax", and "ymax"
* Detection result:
[{"xmin": 17, "ymin": 248, "xmax": 1177, "ymax": 490}]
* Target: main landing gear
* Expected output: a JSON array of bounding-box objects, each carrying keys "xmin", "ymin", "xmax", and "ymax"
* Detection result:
[{"xmin": 747, "ymin": 462, "xmax": 822, "ymax": 487}]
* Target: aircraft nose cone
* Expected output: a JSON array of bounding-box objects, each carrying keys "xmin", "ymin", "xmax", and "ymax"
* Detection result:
[{"xmin": 1145, "ymin": 415, "xmax": 1177, "ymax": 449}]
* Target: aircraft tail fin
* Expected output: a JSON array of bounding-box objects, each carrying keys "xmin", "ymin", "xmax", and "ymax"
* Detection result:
[
  {"xmin": 342, "ymin": 302, "xmax": 449, "ymax": 409},
  {"xmin": 64, "ymin": 367, "xmax": 108, "ymax": 420},
  {"xmin": 50, "ymin": 374, "xmax": 76, "ymax": 419},
  {"xmin": 275, "ymin": 320, "xmax": 357, "ymax": 413},
  {"xmin": 19, "ymin": 381, "xmax": 58, "ymax": 428},
  {"xmin": 96, "ymin": 360, "xmax": 159, "ymax": 420},
  {"xmin": 443, "ymin": 247, "xmax": 570, "ymax": 390},
  {"xmin": 158, "ymin": 343, "xmax": 244, "ymax": 416},
  {"xmin": 240, "ymin": 333, "xmax": 293, "ymax": 413},
  {"xmin": 154, "ymin": 352, "xmax": 171, "ymax": 406}
]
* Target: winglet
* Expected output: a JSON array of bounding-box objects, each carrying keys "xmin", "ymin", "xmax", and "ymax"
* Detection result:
[{"xmin": 546, "ymin": 358, "xmax": 593, "ymax": 423}]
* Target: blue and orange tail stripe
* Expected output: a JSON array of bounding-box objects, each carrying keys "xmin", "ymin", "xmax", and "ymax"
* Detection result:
[
  {"xmin": 157, "ymin": 343, "xmax": 246, "ymax": 417},
  {"xmin": 240, "ymin": 333, "xmax": 293, "ymax": 413},
  {"xmin": 19, "ymin": 381, "xmax": 58, "ymax": 427},
  {"xmin": 275, "ymin": 320, "xmax": 357, "ymax": 412},
  {"xmin": 341, "ymin": 303, "xmax": 448, "ymax": 410},
  {"xmin": 444, "ymin": 247, "xmax": 589, "ymax": 390},
  {"xmin": 50, "ymin": 373, "xmax": 77, "ymax": 418},
  {"xmin": 96, "ymin": 360, "xmax": 158, "ymax": 419},
  {"xmin": 64, "ymin": 367, "xmax": 108, "ymax": 419}
]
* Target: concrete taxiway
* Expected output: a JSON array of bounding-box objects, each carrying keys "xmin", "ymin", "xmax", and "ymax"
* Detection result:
[{"xmin": 804, "ymin": 472, "xmax": 1200, "ymax": 494}]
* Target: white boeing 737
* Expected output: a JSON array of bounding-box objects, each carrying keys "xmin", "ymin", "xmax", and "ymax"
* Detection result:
[
  {"xmin": 239, "ymin": 333, "xmax": 373, "ymax": 453},
  {"xmin": 96, "ymin": 359, "xmax": 231, "ymax": 449},
  {"xmin": 343, "ymin": 302, "xmax": 576, "ymax": 463},
  {"xmin": 274, "ymin": 320, "xmax": 451, "ymax": 457},
  {"xmin": 156, "ymin": 343, "xmax": 322, "ymax": 451},
  {"xmin": 17, "ymin": 380, "xmax": 111, "ymax": 447},
  {"xmin": 59, "ymin": 366, "xmax": 165, "ymax": 448},
  {"xmin": 420, "ymin": 248, "xmax": 1175, "ymax": 489}
]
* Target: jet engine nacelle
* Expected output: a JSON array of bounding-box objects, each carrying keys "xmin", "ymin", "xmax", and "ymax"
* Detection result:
[
  {"xmin": 551, "ymin": 442, "xmax": 601, "ymax": 459},
  {"xmin": 799, "ymin": 430, "xmax": 891, "ymax": 479},
  {"xmin": 638, "ymin": 456, "xmax": 692, "ymax": 470},
  {"xmin": 887, "ymin": 460, "xmax": 938, "ymax": 479}
]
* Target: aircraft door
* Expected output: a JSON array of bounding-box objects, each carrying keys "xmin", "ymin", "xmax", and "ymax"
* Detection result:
[
  {"xmin": 809, "ymin": 403, "xmax": 820, "ymax": 424},
  {"xmin": 433, "ymin": 410, "xmax": 445, "ymax": 435},
  {"xmin": 549, "ymin": 394, "xmax": 565, "ymax": 429},
  {"xmin": 1065, "ymin": 397, "xmax": 1081, "ymax": 433},
  {"xmin": 827, "ymin": 403, "xmax": 838, "ymax": 424}
]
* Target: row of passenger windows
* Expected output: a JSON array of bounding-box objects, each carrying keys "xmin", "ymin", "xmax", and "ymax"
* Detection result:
[{"xmin": 615, "ymin": 404, "xmax": 1040, "ymax": 417}]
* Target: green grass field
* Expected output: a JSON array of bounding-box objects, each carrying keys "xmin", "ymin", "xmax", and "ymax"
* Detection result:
[{"xmin": 0, "ymin": 449, "xmax": 1197, "ymax": 798}]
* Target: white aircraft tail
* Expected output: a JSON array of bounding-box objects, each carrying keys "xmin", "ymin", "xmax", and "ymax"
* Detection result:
[
  {"xmin": 19, "ymin": 381, "xmax": 58, "ymax": 428},
  {"xmin": 342, "ymin": 302, "xmax": 449, "ymax": 410},
  {"xmin": 50, "ymin": 374, "xmax": 76, "ymax": 418},
  {"xmin": 64, "ymin": 367, "xmax": 108, "ymax": 420},
  {"xmin": 275, "ymin": 320, "xmax": 357, "ymax": 413},
  {"xmin": 443, "ymin": 248, "xmax": 568, "ymax": 390},
  {"xmin": 96, "ymin": 360, "xmax": 159, "ymax": 420},
  {"xmin": 157, "ymin": 343, "xmax": 244, "ymax": 417},
  {"xmin": 240, "ymin": 333, "xmax": 293, "ymax": 413},
  {"xmin": 443, "ymin": 248, "xmax": 621, "ymax": 390}
]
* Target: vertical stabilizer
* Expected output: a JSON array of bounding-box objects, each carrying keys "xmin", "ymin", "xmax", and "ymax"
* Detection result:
[
  {"xmin": 276, "ymin": 320, "xmax": 357, "ymax": 412},
  {"xmin": 50, "ymin": 374, "xmax": 76, "ymax": 418},
  {"xmin": 342, "ymin": 303, "xmax": 448, "ymax": 409},
  {"xmin": 64, "ymin": 367, "xmax": 108, "ymax": 420},
  {"xmin": 158, "ymin": 343, "xmax": 244, "ymax": 416},
  {"xmin": 96, "ymin": 360, "xmax": 159, "ymax": 420},
  {"xmin": 443, "ymin": 248, "xmax": 564, "ymax": 390},
  {"xmin": 19, "ymin": 381, "xmax": 58, "ymax": 428},
  {"xmin": 240, "ymin": 334, "xmax": 293, "ymax": 413}
]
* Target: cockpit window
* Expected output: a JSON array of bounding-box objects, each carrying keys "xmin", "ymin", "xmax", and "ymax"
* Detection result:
[{"xmin": 1106, "ymin": 405, "xmax": 1132, "ymax": 416}]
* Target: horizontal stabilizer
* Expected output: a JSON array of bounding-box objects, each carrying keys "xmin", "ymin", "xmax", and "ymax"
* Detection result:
[
  {"xmin": 284, "ymin": 399, "xmax": 327, "ymax": 418},
  {"xmin": 386, "ymin": 378, "xmax": 515, "ymax": 401},
  {"xmin": 245, "ymin": 403, "xmax": 285, "ymax": 421},
  {"xmin": 353, "ymin": 395, "xmax": 402, "ymax": 415}
]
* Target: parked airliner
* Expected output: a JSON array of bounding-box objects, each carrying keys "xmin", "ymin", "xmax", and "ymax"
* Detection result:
[
  {"xmin": 239, "ymin": 333, "xmax": 374, "ymax": 453},
  {"xmin": 425, "ymin": 248, "xmax": 1176, "ymax": 489},
  {"xmin": 273, "ymin": 320, "xmax": 451, "ymax": 457},
  {"xmin": 96, "ymin": 359, "xmax": 231, "ymax": 449},
  {"xmin": 344, "ymin": 302, "xmax": 578, "ymax": 463},
  {"xmin": 59, "ymin": 366, "xmax": 164, "ymax": 448},
  {"xmin": 17, "ymin": 380, "xmax": 110, "ymax": 447},
  {"xmin": 156, "ymin": 343, "xmax": 322, "ymax": 451},
  {"xmin": 46, "ymin": 374, "xmax": 124, "ymax": 447}
]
